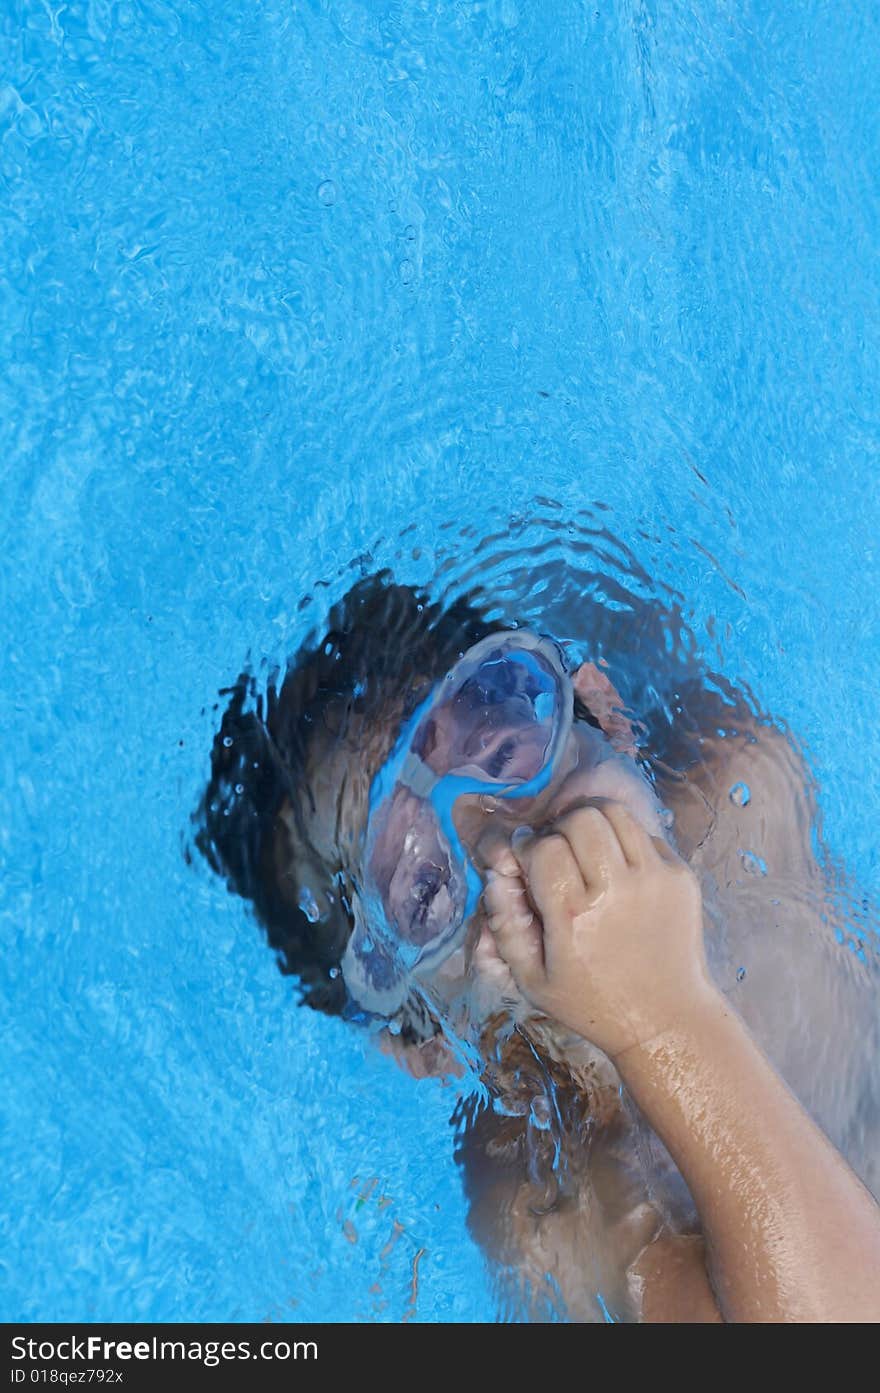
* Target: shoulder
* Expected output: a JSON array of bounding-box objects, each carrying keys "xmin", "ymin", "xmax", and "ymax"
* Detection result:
[{"xmin": 651, "ymin": 678, "xmax": 819, "ymax": 885}]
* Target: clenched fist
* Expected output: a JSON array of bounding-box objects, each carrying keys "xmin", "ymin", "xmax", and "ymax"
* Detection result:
[{"xmin": 482, "ymin": 798, "xmax": 714, "ymax": 1062}]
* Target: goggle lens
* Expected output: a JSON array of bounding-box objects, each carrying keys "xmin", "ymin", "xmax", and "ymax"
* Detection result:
[{"xmin": 342, "ymin": 633, "xmax": 572, "ymax": 1014}]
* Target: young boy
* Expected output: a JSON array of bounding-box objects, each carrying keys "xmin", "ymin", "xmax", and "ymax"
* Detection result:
[{"xmin": 196, "ymin": 573, "xmax": 880, "ymax": 1321}]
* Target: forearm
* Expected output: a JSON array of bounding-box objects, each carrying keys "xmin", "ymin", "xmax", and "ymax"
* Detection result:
[{"xmin": 616, "ymin": 991, "xmax": 880, "ymax": 1322}]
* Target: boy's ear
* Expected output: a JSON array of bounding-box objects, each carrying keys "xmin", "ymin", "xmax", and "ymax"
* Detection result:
[
  {"xmin": 375, "ymin": 1026, "xmax": 465, "ymax": 1081},
  {"xmin": 571, "ymin": 661, "xmax": 639, "ymax": 756}
]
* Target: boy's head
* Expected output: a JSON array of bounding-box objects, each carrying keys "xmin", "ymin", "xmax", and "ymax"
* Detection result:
[
  {"xmin": 194, "ymin": 574, "xmax": 501, "ymax": 1030},
  {"xmin": 194, "ymin": 571, "xmax": 662, "ymax": 1044}
]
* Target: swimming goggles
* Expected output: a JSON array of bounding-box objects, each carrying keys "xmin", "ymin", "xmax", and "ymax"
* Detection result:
[{"xmin": 341, "ymin": 631, "xmax": 573, "ymax": 1015}]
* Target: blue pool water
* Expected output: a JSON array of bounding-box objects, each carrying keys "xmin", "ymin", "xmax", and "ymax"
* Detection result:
[{"xmin": 2, "ymin": 1, "xmax": 879, "ymax": 1321}]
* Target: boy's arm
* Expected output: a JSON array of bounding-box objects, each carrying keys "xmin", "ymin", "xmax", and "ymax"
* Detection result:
[
  {"xmin": 484, "ymin": 800, "xmax": 880, "ymax": 1323},
  {"xmin": 617, "ymin": 993, "xmax": 880, "ymax": 1321}
]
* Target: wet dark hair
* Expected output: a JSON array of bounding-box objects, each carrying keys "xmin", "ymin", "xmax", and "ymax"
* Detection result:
[{"xmin": 193, "ymin": 573, "xmax": 505, "ymax": 1019}]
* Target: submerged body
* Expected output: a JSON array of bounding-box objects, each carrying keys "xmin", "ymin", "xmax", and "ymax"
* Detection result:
[
  {"xmin": 197, "ymin": 578, "xmax": 880, "ymax": 1322},
  {"xmin": 453, "ymin": 679, "xmax": 880, "ymax": 1320},
  {"xmin": 449, "ymin": 674, "xmax": 880, "ymax": 1321},
  {"xmin": 354, "ymin": 661, "xmax": 880, "ymax": 1321}
]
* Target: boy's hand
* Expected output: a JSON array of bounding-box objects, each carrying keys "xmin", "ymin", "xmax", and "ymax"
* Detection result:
[{"xmin": 482, "ymin": 799, "xmax": 714, "ymax": 1061}]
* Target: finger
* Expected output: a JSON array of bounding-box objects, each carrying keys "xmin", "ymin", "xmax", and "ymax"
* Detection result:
[
  {"xmin": 474, "ymin": 826, "xmax": 520, "ymax": 878},
  {"xmin": 482, "ymin": 861, "xmax": 546, "ymax": 989},
  {"xmin": 512, "ymin": 829, "xmax": 593, "ymax": 927},
  {"xmin": 574, "ymin": 797, "xmax": 651, "ymax": 869},
  {"xmin": 472, "ymin": 912, "xmax": 505, "ymax": 967},
  {"xmin": 650, "ymin": 834, "xmax": 684, "ymax": 866},
  {"xmin": 551, "ymin": 804, "xmax": 627, "ymax": 886},
  {"xmin": 472, "ymin": 916, "xmax": 523, "ymax": 1002}
]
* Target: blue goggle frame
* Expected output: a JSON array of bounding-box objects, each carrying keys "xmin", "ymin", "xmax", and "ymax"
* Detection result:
[{"xmin": 341, "ymin": 631, "xmax": 573, "ymax": 1015}]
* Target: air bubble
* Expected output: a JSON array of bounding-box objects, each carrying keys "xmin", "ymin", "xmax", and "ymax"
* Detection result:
[
  {"xmin": 398, "ymin": 259, "xmax": 414, "ymax": 284},
  {"xmin": 329, "ymin": 967, "xmax": 340, "ymax": 980},
  {"xmin": 234, "ymin": 783, "xmax": 244, "ymax": 795},
  {"xmin": 659, "ymin": 807, "xmax": 675, "ymax": 829},
  {"xmin": 222, "ymin": 735, "xmax": 233, "ymax": 748},
  {"xmin": 298, "ymin": 887, "xmax": 321, "ymax": 923},
  {"xmin": 317, "ymin": 179, "xmax": 337, "ymax": 207},
  {"xmin": 404, "ymin": 224, "xmax": 416, "ymax": 241},
  {"xmin": 729, "ymin": 781, "xmax": 751, "ymax": 807},
  {"xmin": 739, "ymin": 850, "xmax": 767, "ymax": 877},
  {"xmin": 530, "ymin": 1095, "xmax": 551, "ymax": 1129},
  {"xmin": 736, "ymin": 966, "xmax": 746, "ymax": 982},
  {"xmin": 479, "ymin": 795, "xmax": 499, "ymax": 815}
]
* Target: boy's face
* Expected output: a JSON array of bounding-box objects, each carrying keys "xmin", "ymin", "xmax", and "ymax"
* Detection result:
[
  {"xmin": 297, "ymin": 665, "xmax": 663, "ymax": 1032},
  {"xmin": 416, "ymin": 713, "xmax": 664, "ymax": 1028}
]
